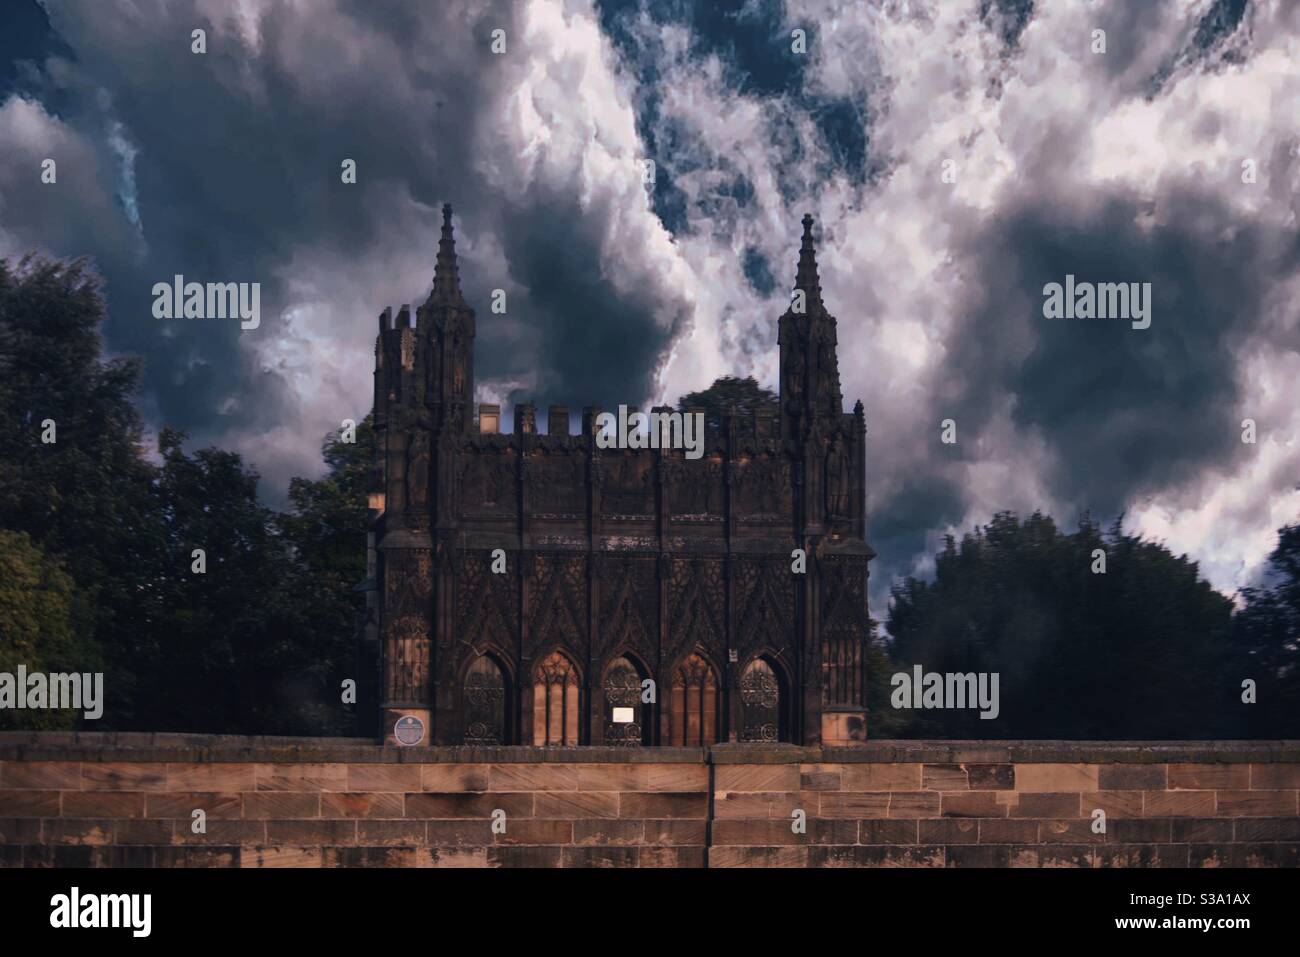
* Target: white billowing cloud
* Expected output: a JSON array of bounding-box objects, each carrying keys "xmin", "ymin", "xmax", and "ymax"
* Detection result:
[
  {"xmin": 6, "ymin": 0, "xmax": 1297, "ymax": 613},
  {"xmin": 20, "ymin": 0, "xmax": 706, "ymax": 495},
  {"xmin": 606, "ymin": 0, "xmax": 1299, "ymax": 607},
  {"xmin": 1129, "ymin": 328, "xmax": 1300, "ymax": 595},
  {"xmin": 492, "ymin": 0, "xmax": 699, "ymax": 400}
]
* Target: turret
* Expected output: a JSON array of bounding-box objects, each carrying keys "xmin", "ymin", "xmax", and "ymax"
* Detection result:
[
  {"xmin": 417, "ymin": 204, "xmax": 476, "ymax": 434},
  {"xmin": 778, "ymin": 214, "xmax": 844, "ymax": 446}
]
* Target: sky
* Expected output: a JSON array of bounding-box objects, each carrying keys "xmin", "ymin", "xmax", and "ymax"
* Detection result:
[{"xmin": 1, "ymin": 0, "xmax": 1297, "ymax": 615}]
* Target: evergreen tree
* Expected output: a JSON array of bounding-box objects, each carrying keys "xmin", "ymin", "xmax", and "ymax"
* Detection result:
[
  {"xmin": 0, "ymin": 254, "xmax": 367, "ymax": 734},
  {"xmin": 276, "ymin": 418, "xmax": 376, "ymax": 733},
  {"xmin": 0, "ymin": 530, "xmax": 99, "ymax": 729},
  {"xmin": 677, "ymin": 375, "xmax": 778, "ymax": 430},
  {"xmin": 0, "ymin": 252, "xmax": 1286, "ymax": 741},
  {"xmin": 1230, "ymin": 521, "xmax": 1300, "ymax": 736},
  {"xmin": 885, "ymin": 512, "xmax": 1237, "ymax": 738},
  {"xmin": 0, "ymin": 256, "xmax": 160, "ymax": 724}
]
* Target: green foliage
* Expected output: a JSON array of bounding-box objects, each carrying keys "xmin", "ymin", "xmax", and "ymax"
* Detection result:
[
  {"xmin": 0, "ymin": 255, "xmax": 160, "ymax": 725},
  {"xmin": 136, "ymin": 430, "xmax": 291, "ymax": 730},
  {"xmin": 885, "ymin": 511, "xmax": 1239, "ymax": 738},
  {"xmin": 0, "ymin": 254, "xmax": 370, "ymax": 735},
  {"xmin": 1230, "ymin": 522, "xmax": 1300, "ymax": 736},
  {"xmin": 120, "ymin": 422, "xmax": 375, "ymax": 735},
  {"xmin": 276, "ymin": 419, "xmax": 375, "ymax": 731},
  {"xmin": 1, "ymin": 252, "xmax": 1291, "ymax": 740},
  {"xmin": 281, "ymin": 417, "xmax": 373, "ymax": 589},
  {"xmin": 676, "ymin": 375, "xmax": 778, "ymax": 430},
  {"xmin": 862, "ymin": 618, "xmax": 907, "ymax": 737},
  {"xmin": 0, "ymin": 530, "xmax": 99, "ymax": 729}
]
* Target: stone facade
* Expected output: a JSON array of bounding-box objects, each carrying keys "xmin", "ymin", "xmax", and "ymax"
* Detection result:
[
  {"xmin": 2, "ymin": 734, "xmax": 1297, "ymax": 868},
  {"xmin": 363, "ymin": 208, "xmax": 873, "ymax": 747}
]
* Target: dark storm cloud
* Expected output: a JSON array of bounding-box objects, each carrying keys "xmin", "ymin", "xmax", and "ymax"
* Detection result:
[
  {"xmin": 0, "ymin": 1, "xmax": 69, "ymax": 97},
  {"xmin": 1093, "ymin": 0, "xmax": 1175, "ymax": 87},
  {"xmin": 5, "ymin": 0, "xmax": 1296, "ymax": 611},
  {"xmin": 768, "ymin": 0, "xmax": 1300, "ymax": 618},
  {"xmin": 742, "ymin": 246, "xmax": 775, "ymax": 295},
  {"xmin": 1149, "ymin": 0, "xmax": 1254, "ymax": 95},
  {"xmin": 937, "ymin": 186, "xmax": 1300, "ymax": 519},
  {"xmin": 490, "ymin": 189, "xmax": 689, "ymax": 415},
  {"xmin": 1191, "ymin": 0, "xmax": 1251, "ymax": 55},
  {"xmin": 2, "ymin": 0, "xmax": 686, "ymax": 493},
  {"xmin": 979, "ymin": 0, "xmax": 1035, "ymax": 51},
  {"xmin": 598, "ymin": 0, "xmax": 808, "ymax": 97},
  {"xmin": 867, "ymin": 471, "xmax": 968, "ymax": 584},
  {"xmin": 8, "ymin": 0, "xmax": 507, "ymax": 441}
]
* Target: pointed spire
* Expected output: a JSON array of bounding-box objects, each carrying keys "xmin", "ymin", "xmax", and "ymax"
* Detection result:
[
  {"xmin": 795, "ymin": 212, "xmax": 822, "ymax": 307},
  {"xmin": 431, "ymin": 203, "xmax": 465, "ymax": 305}
]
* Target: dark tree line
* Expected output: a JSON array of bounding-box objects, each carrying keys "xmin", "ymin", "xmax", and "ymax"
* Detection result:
[
  {"xmin": 0, "ymin": 256, "xmax": 367, "ymax": 732},
  {"xmin": 1, "ymin": 254, "xmax": 1295, "ymax": 737},
  {"xmin": 882, "ymin": 511, "xmax": 1300, "ymax": 738},
  {"xmin": 1227, "ymin": 522, "xmax": 1300, "ymax": 737}
]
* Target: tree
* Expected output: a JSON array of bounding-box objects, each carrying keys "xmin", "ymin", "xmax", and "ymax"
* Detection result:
[
  {"xmin": 0, "ymin": 255, "xmax": 161, "ymax": 725},
  {"xmin": 277, "ymin": 418, "xmax": 377, "ymax": 733},
  {"xmin": 0, "ymin": 530, "xmax": 99, "ymax": 729},
  {"xmin": 1231, "ymin": 521, "xmax": 1300, "ymax": 736},
  {"xmin": 885, "ymin": 511, "xmax": 1237, "ymax": 738},
  {"xmin": 0, "ymin": 253, "xmax": 371, "ymax": 735},
  {"xmin": 863, "ymin": 617, "xmax": 907, "ymax": 737},
  {"xmin": 137, "ymin": 426, "xmax": 368, "ymax": 735},
  {"xmin": 677, "ymin": 375, "xmax": 778, "ymax": 430},
  {"xmin": 135, "ymin": 429, "xmax": 299, "ymax": 732},
  {"xmin": 281, "ymin": 417, "xmax": 373, "ymax": 591}
]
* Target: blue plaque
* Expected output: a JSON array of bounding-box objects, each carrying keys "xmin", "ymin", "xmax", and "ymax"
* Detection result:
[{"xmin": 393, "ymin": 714, "xmax": 425, "ymax": 746}]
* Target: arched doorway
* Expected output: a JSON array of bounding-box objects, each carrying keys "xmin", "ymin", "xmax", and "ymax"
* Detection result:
[
  {"xmin": 533, "ymin": 651, "xmax": 581, "ymax": 746},
  {"xmin": 602, "ymin": 655, "xmax": 650, "ymax": 746},
  {"xmin": 667, "ymin": 653, "xmax": 720, "ymax": 746},
  {"xmin": 739, "ymin": 657, "xmax": 786, "ymax": 742},
  {"xmin": 463, "ymin": 653, "xmax": 508, "ymax": 745}
]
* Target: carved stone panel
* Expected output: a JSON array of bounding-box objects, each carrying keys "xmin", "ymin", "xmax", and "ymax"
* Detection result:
[
  {"xmin": 406, "ymin": 429, "xmax": 432, "ymax": 517},
  {"xmin": 530, "ymin": 449, "xmax": 585, "ymax": 514},
  {"xmin": 665, "ymin": 558, "xmax": 725, "ymax": 664},
  {"xmin": 734, "ymin": 455, "xmax": 792, "ymax": 520},
  {"xmin": 383, "ymin": 549, "xmax": 433, "ymax": 702},
  {"xmin": 667, "ymin": 456, "xmax": 724, "ymax": 517},
  {"xmin": 460, "ymin": 449, "xmax": 517, "ymax": 512},
  {"xmin": 820, "ymin": 556, "xmax": 869, "ymax": 707},
  {"xmin": 455, "ymin": 549, "xmax": 518, "ymax": 651},
  {"xmin": 601, "ymin": 452, "xmax": 654, "ymax": 516},
  {"xmin": 526, "ymin": 554, "xmax": 588, "ymax": 658},
  {"xmin": 825, "ymin": 439, "xmax": 852, "ymax": 520},
  {"xmin": 735, "ymin": 558, "xmax": 795, "ymax": 661},
  {"xmin": 597, "ymin": 558, "xmax": 657, "ymax": 664}
]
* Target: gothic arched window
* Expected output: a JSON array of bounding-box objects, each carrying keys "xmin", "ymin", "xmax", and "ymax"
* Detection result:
[
  {"xmin": 533, "ymin": 651, "xmax": 581, "ymax": 746},
  {"xmin": 667, "ymin": 653, "xmax": 720, "ymax": 746},
  {"xmin": 463, "ymin": 653, "xmax": 508, "ymax": 745},
  {"xmin": 739, "ymin": 657, "xmax": 786, "ymax": 743},
  {"xmin": 603, "ymin": 655, "xmax": 649, "ymax": 746}
]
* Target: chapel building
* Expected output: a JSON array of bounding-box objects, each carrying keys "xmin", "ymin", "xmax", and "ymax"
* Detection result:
[{"xmin": 361, "ymin": 207, "xmax": 874, "ymax": 747}]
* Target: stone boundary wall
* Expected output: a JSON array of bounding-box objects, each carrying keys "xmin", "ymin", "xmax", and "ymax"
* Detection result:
[{"xmin": 1, "ymin": 734, "xmax": 1297, "ymax": 867}]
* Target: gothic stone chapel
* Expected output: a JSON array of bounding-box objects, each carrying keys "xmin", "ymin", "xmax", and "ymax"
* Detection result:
[{"xmin": 361, "ymin": 206, "xmax": 874, "ymax": 748}]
